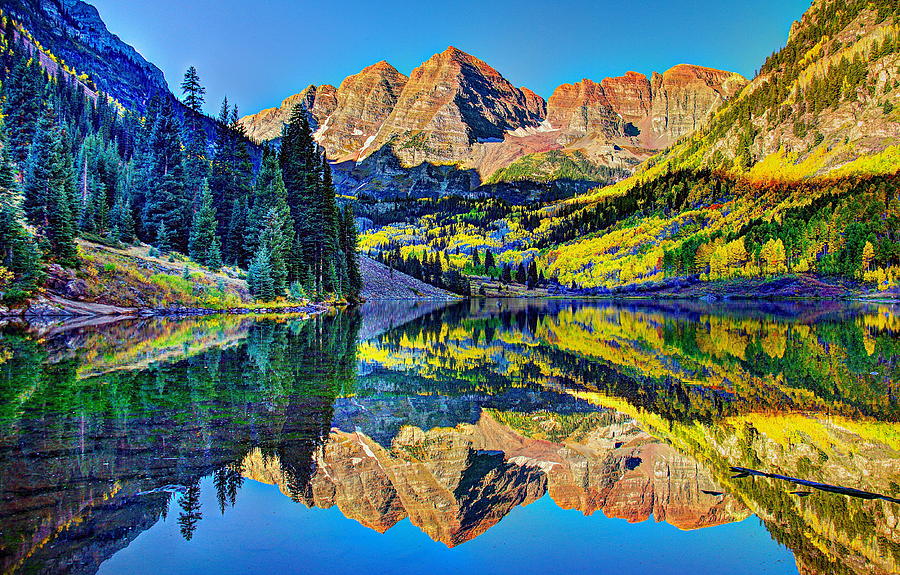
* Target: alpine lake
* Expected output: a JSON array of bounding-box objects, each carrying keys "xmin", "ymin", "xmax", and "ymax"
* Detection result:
[{"xmin": 0, "ymin": 299, "xmax": 897, "ymax": 575}]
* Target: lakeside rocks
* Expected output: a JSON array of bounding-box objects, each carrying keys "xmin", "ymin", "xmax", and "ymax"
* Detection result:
[{"xmin": 0, "ymin": 295, "xmax": 328, "ymax": 319}]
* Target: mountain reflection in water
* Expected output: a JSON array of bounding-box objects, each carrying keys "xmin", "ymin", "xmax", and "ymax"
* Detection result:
[{"xmin": 0, "ymin": 299, "xmax": 897, "ymax": 575}]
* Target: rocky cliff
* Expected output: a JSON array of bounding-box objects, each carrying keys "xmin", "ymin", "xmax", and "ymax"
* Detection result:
[
  {"xmin": 361, "ymin": 47, "xmax": 546, "ymax": 167},
  {"xmin": 1, "ymin": 0, "xmax": 170, "ymax": 111},
  {"xmin": 316, "ymin": 61, "xmax": 408, "ymax": 161},
  {"xmin": 543, "ymin": 65, "xmax": 747, "ymax": 167}
]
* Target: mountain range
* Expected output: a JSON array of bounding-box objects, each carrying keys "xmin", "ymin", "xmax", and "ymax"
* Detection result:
[{"xmin": 239, "ymin": 48, "xmax": 747, "ymax": 191}]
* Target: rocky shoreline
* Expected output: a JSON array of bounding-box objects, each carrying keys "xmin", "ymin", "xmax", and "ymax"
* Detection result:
[{"xmin": 0, "ymin": 293, "xmax": 331, "ymax": 320}]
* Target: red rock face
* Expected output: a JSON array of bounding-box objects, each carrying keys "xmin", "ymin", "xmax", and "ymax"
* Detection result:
[
  {"xmin": 243, "ymin": 411, "xmax": 748, "ymax": 546},
  {"xmin": 650, "ymin": 64, "xmax": 747, "ymax": 144},
  {"xmin": 546, "ymin": 65, "xmax": 746, "ymax": 151},
  {"xmin": 310, "ymin": 84, "xmax": 338, "ymax": 120},
  {"xmin": 240, "ymin": 84, "xmax": 336, "ymax": 142},
  {"xmin": 601, "ymin": 71, "xmax": 653, "ymax": 122},
  {"xmin": 364, "ymin": 46, "xmax": 546, "ymax": 165},
  {"xmin": 520, "ymin": 87, "xmax": 548, "ymax": 119},
  {"xmin": 315, "ymin": 61, "xmax": 408, "ymax": 161},
  {"xmin": 546, "ymin": 78, "xmax": 619, "ymax": 141}
]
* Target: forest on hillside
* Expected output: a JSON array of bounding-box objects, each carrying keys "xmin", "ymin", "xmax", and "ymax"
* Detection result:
[{"xmin": 0, "ymin": 12, "xmax": 361, "ymax": 306}]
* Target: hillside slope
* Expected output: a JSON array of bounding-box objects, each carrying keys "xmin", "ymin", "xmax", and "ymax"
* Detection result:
[
  {"xmin": 533, "ymin": 0, "xmax": 900, "ymax": 289},
  {"xmin": 360, "ymin": 256, "xmax": 456, "ymax": 300},
  {"xmin": 1, "ymin": 0, "xmax": 169, "ymax": 111},
  {"xmin": 653, "ymin": 0, "xmax": 900, "ymax": 176}
]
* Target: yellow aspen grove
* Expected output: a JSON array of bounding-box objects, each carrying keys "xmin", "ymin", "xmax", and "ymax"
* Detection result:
[{"xmin": 862, "ymin": 241, "xmax": 875, "ymax": 271}]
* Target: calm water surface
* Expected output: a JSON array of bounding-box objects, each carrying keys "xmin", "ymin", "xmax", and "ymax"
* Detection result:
[{"xmin": 0, "ymin": 299, "xmax": 897, "ymax": 574}]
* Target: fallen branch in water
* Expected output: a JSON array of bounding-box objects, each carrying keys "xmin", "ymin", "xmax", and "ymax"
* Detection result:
[{"xmin": 730, "ymin": 467, "xmax": 900, "ymax": 504}]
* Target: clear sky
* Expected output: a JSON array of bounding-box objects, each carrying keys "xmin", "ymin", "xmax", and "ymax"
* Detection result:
[{"xmin": 89, "ymin": 0, "xmax": 812, "ymax": 117}]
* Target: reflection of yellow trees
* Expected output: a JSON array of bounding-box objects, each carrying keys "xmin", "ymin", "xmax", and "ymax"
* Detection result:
[
  {"xmin": 572, "ymin": 390, "xmax": 900, "ymax": 575},
  {"xmin": 860, "ymin": 310, "xmax": 900, "ymax": 333},
  {"xmin": 358, "ymin": 326, "xmax": 537, "ymax": 387},
  {"xmin": 536, "ymin": 307, "xmax": 678, "ymax": 380},
  {"xmin": 760, "ymin": 327, "xmax": 788, "ymax": 359},
  {"xmin": 70, "ymin": 314, "xmax": 320, "ymax": 378},
  {"xmin": 360, "ymin": 303, "xmax": 898, "ymax": 419},
  {"xmin": 697, "ymin": 317, "xmax": 749, "ymax": 360}
]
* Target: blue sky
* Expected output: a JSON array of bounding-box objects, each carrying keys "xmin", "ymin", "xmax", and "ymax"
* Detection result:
[{"xmin": 89, "ymin": 0, "xmax": 811, "ymax": 117}]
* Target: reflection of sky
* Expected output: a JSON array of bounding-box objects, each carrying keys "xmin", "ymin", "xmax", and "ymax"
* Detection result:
[{"xmin": 100, "ymin": 476, "xmax": 797, "ymax": 575}]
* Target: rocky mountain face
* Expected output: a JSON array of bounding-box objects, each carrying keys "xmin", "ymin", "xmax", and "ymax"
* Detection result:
[
  {"xmin": 543, "ymin": 65, "xmax": 747, "ymax": 167},
  {"xmin": 360, "ymin": 47, "xmax": 546, "ymax": 167},
  {"xmin": 239, "ymin": 48, "xmax": 745, "ymax": 197},
  {"xmin": 242, "ymin": 410, "xmax": 747, "ymax": 546},
  {"xmin": 1, "ymin": 0, "xmax": 170, "ymax": 111},
  {"xmin": 240, "ymin": 83, "xmax": 342, "ymax": 142},
  {"xmin": 316, "ymin": 61, "xmax": 408, "ymax": 161}
]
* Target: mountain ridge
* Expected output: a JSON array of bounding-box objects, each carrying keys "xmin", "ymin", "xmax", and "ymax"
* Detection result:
[
  {"xmin": 1, "ymin": 0, "xmax": 169, "ymax": 111},
  {"xmin": 238, "ymin": 48, "xmax": 746, "ymax": 194}
]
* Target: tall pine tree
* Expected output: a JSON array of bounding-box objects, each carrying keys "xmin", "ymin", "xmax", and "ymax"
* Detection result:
[
  {"xmin": 0, "ymin": 111, "xmax": 44, "ymax": 299},
  {"xmin": 181, "ymin": 66, "xmax": 210, "ymax": 210},
  {"xmin": 22, "ymin": 108, "xmax": 77, "ymax": 267},
  {"xmin": 188, "ymin": 180, "xmax": 222, "ymax": 269},
  {"xmin": 144, "ymin": 100, "xmax": 189, "ymax": 251},
  {"xmin": 341, "ymin": 204, "xmax": 362, "ymax": 300}
]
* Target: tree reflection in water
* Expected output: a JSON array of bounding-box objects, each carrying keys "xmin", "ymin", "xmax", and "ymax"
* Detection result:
[{"xmin": 0, "ymin": 300, "xmax": 896, "ymax": 574}]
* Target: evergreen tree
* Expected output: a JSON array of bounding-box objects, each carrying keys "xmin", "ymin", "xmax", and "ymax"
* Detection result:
[
  {"xmin": 224, "ymin": 196, "xmax": 248, "ymax": 266},
  {"xmin": 287, "ymin": 233, "xmax": 312, "ymax": 291},
  {"xmin": 109, "ymin": 194, "xmax": 136, "ymax": 244},
  {"xmin": 0, "ymin": 116, "xmax": 44, "ymax": 299},
  {"xmin": 484, "ymin": 251, "xmax": 496, "ymax": 277},
  {"xmin": 47, "ymin": 128, "xmax": 79, "ymax": 267},
  {"xmin": 516, "ymin": 262, "xmax": 527, "ymax": 284},
  {"xmin": 180, "ymin": 67, "xmax": 206, "ymax": 113},
  {"xmin": 527, "ymin": 261, "xmax": 539, "ymax": 288},
  {"xmin": 22, "ymin": 108, "xmax": 56, "ymax": 226},
  {"xmin": 188, "ymin": 180, "xmax": 223, "ymax": 269},
  {"xmin": 181, "ymin": 67, "xmax": 210, "ymax": 210},
  {"xmin": 280, "ymin": 104, "xmax": 330, "ymax": 292},
  {"xmin": 258, "ymin": 208, "xmax": 290, "ymax": 295},
  {"xmin": 22, "ymin": 109, "xmax": 77, "ymax": 266},
  {"xmin": 144, "ymin": 100, "xmax": 189, "ymax": 251},
  {"xmin": 156, "ymin": 219, "xmax": 173, "ymax": 254},
  {"xmin": 246, "ymin": 152, "xmax": 293, "ymax": 293},
  {"xmin": 247, "ymin": 239, "xmax": 275, "ymax": 301},
  {"xmin": 319, "ymin": 154, "xmax": 341, "ymax": 294},
  {"xmin": 5, "ymin": 51, "xmax": 45, "ymax": 165},
  {"xmin": 341, "ymin": 204, "xmax": 363, "ymax": 300},
  {"xmin": 210, "ymin": 97, "xmax": 253, "ymax": 255}
]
